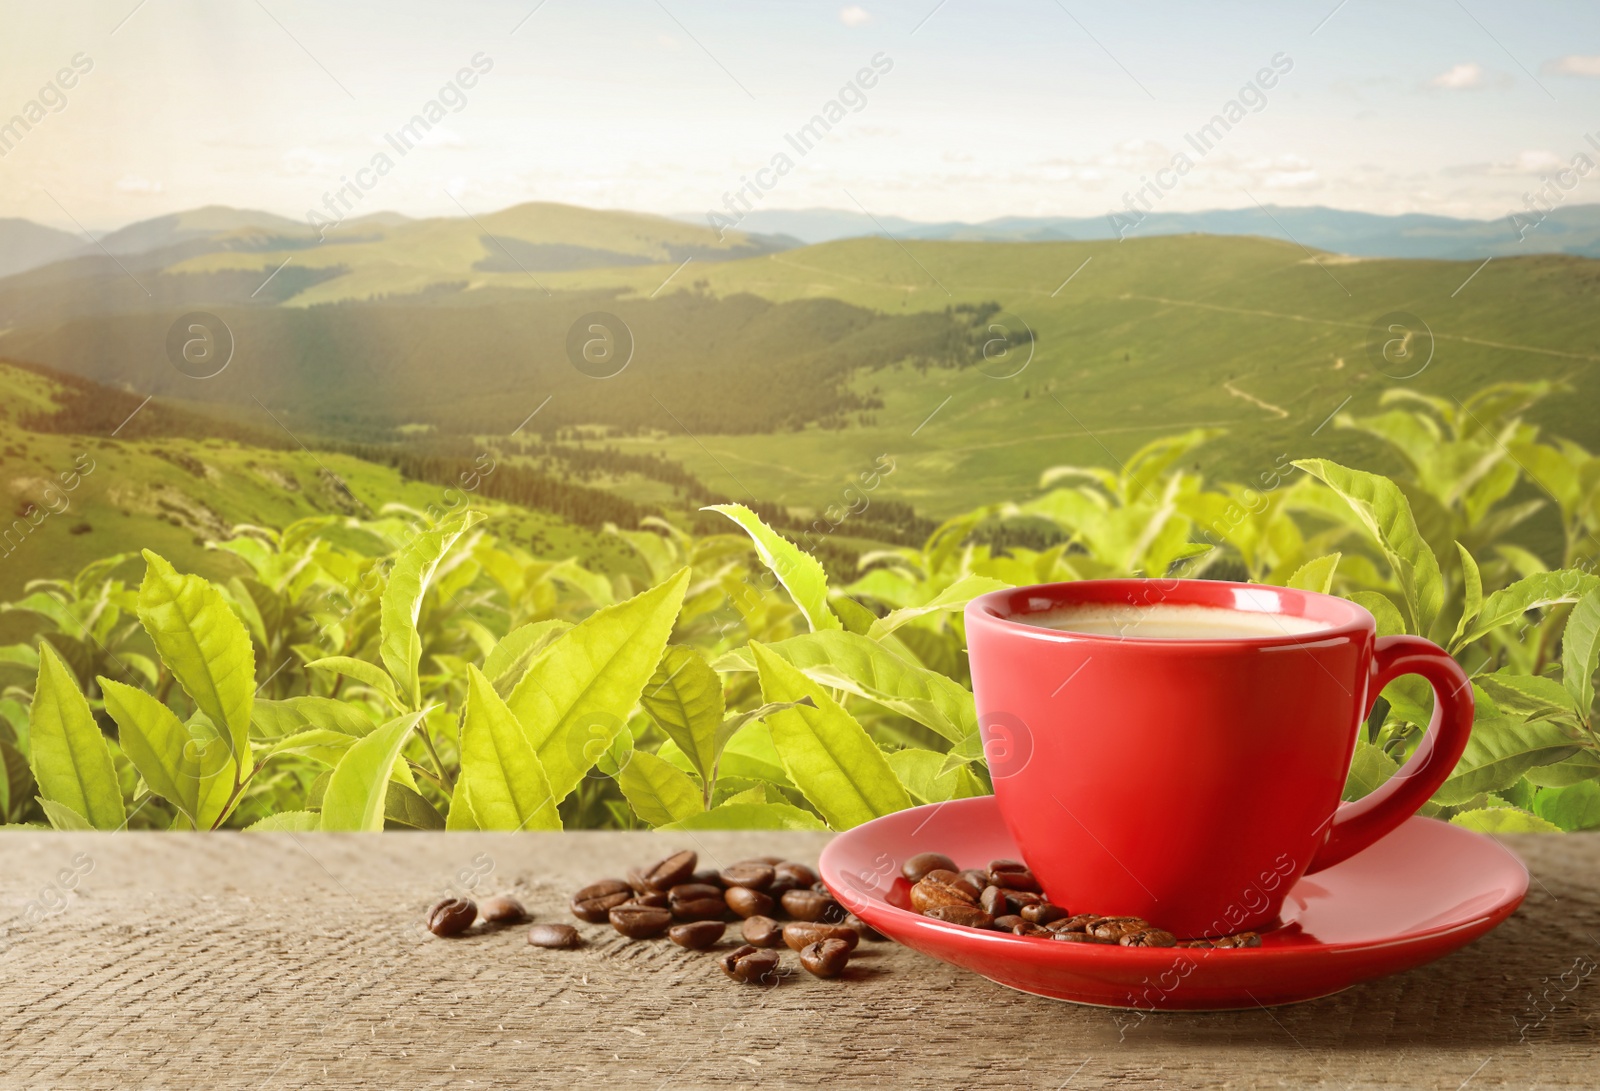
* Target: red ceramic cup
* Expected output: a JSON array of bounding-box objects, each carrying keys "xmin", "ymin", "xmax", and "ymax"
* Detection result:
[{"xmin": 964, "ymin": 579, "xmax": 1474, "ymax": 939}]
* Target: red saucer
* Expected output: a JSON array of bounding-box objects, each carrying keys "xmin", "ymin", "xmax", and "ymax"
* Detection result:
[{"xmin": 818, "ymin": 796, "xmax": 1527, "ymax": 1010}]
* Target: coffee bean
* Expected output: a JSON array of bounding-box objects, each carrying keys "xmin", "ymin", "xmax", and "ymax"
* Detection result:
[
  {"xmin": 669, "ymin": 883, "xmax": 728, "ymax": 921},
  {"xmin": 988, "ymin": 858, "xmax": 1026, "ymax": 873},
  {"xmin": 800, "ymin": 937, "xmax": 852, "ymax": 978},
  {"xmin": 990, "ymin": 867, "xmax": 1041, "ymax": 894},
  {"xmin": 669, "ymin": 882, "xmax": 723, "ymax": 903},
  {"xmin": 628, "ymin": 891, "xmax": 670, "ymax": 909},
  {"xmin": 1020, "ymin": 902, "xmax": 1067, "ymax": 926},
  {"xmin": 902, "ymin": 852, "xmax": 957, "ymax": 882},
  {"xmin": 571, "ymin": 879, "xmax": 632, "ymax": 922},
  {"xmin": 1054, "ymin": 931, "xmax": 1115, "ymax": 944},
  {"xmin": 846, "ymin": 914, "xmax": 885, "ymax": 942},
  {"xmin": 426, "ymin": 898, "xmax": 476, "ymax": 937},
  {"xmin": 1120, "ymin": 928, "xmax": 1177, "ymax": 948},
  {"xmin": 719, "ymin": 944, "xmax": 781, "ymax": 984},
  {"xmin": 909, "ymin": 877, "xmax": 977, "ymax": 914},
  {"xmin": 979, "ymin": 886, "xmax": 1006, "ymax": 917},
  {"xmin": 725, "ymin": 886, "xmax": 775, "ymax": 919},
  {"xmin": 1049, "ymin": 913, "xmax": 1098, "ymax": 934},
  {"xmin": 1212, "ymin": 932, "xmax": 1262, "ymax": 948},
  {"xmin": 925, "ymin": 869, "xmax": 982, "ymax": 901},
  {"xmin": 781, "ymin": 888, "xmax": 844, "ymax": 922},
  {"xmin": 640, "ymin": 850, "xmax": 698, "ymax": 893},
  {"xmin": 959, "ymin": 868, "xmax": 991, "ymax": 893},
  {"xmin": 757, "ymin": 855, "xmax": 786, "ymax": 866},
  {"xmin": 774, "ymin": 862, "xmax": 817, "ymax": 888},
  {"xmin": 669, "ymin": 921, "xmax": 727, "ymax": 950},
  {"xmin": 741, "ymin": 915, "xmax": 784, "ymax": 948},
  {"xmin": 720, "ymin": 861, "xmax": 776, "ymax": 891},
  {"xmin": 922, "ymin": 904, "xmax": 994, "ymax": 929},
  {"xmin": 1086, "ymin": 916, "xmax": 1148, "ymax": 942},
  {"xmin": 782, "ymin": 921, "xmax": 860, "ymax": 953},
  {"xmin": 993, "ymin": 914, "xmax": 1025, "ymax": 932},
  {"xmin": 1012, "ymin": 922, "xmax": 1052, "ymax": 938},
  {"xmin": 527, "ymin": 923, "xmax": 582, "ymax": 949},
  {"xmin": 691, "ymin": 868, "xmax": 726, "ymax": 887},
  {"xmin": 479, "ymin": 894, "xmax": 527, "ymax": 925},
  {"xmin": 609, "ymin": 904, "xmax": 672, "ymax": 939}
]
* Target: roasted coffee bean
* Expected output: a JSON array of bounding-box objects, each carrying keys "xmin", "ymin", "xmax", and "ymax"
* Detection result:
[
  {"xmin": 988, "ymin": 887, "xmax": 1043, "ymax": 914},
  {"xmin": 669, "ymin": 921, "xmax": 727, "ymax": 950},
  {"xmin": 960, "ymin": 868, "xmax": 991, "ymax": 893},
  {"xmin": 691, "ymin": 868, "xmax": 726, "ymax": 887},
  {"xmin": 1213, "ymin": 932, "xmax": 1262, "ymax": 948},
  {"xmin": 720, "ymin": 861, "xmax": 776, "ymax": 891},
  {"xmin": 774, "ymin": 862, "xmax": 817, "ymax": 888},
  {"xmin": 1020, "ymin": 902, "xmax": 1068, "ymax": 926},
  {"xmin": 527, "ymin": 923, "xmax": 582, "ymax": 949},
  {"xmin": 922, "ymin": 904, "xmax": 994, "ymax": 929},
  {"xmin": 846, "ymin": 914, "xmax": 885, "ymax": 942},
  {"xmin": 741, "ymin": 915, "xmax": 785, "ymax": 948},
  {"xmin": 988, "ymin": 858, "xmax": 1026, "ymax": 873},
  {"xmin": 669, "ymin": 883, "xmax": 728, "ymax": 921},
  {"xmin": 1120, "ymin": 928, "xmax": 1177, "ymax": 948},
  {"xmin": 426, "ymin": 898, "xmax": 477, "ymax": 937},
  {"xmin": 720, "ymin": 944, "xmax": 781, "ymax": 984},
  {"xmin": 990, "ymin": 867, "xmax": 1041, "ymax": 894},
  {"xmin": 640, "ymin": 849, "xmax": 698, "ymax": 893},
  {"xmin": 609, "ymin": 904, "xmax": 672, "ymax": 939},
  {"xmin": 782, "ymin": 921, "xmax": 860, "ymax": 953},
  {"xmin": 909, "ymin": 876, "xmax": 977, "ymax": 914},
  {"xmin": 902, "ymin": 852, "xmax": 957, "ymax": 882},
  {"xmin": 669, "ymin": 882, "xmax": 723, "ymax": 903},
  {"xmin": 926, "ymin": 869, "xmax": 983, "ymax": 901},
  {"xmin": 1012, "ymin": 922, "xmax": 1052, "ymax": 938},
  {"xmin": 725, "ymin": 886, "xmax": 776, "ymax": 919},
  {"xmin": 1054, "ymin": 931, "xmax": 1115, "ymax": 944},
  {"xmin": 1086, "ymin": 916, "xmax": 1149, "ymax": 942},
  {"xmin": 781, "ymin": 888, "xmax": 845, "ymax": 922},
  {"xmin": 979, "ymin": 886, "xmax": 1007, "ymax": 917},
  {"xmin": 993, "ymin": 914, "xmax": 1026, "ymax": 932},
  {"xmin": 800, "ymin": 937, "xmax": 852, "ymax": 978},
  {"xmin": 757, "ymin": 855, "xmax": 786, "ymax": 866},
  {"xmin": 1050, "ymin": 913, "xmax": 1098, "ymax": 934},
  {"xmin": 571, "ymin": 879, "xmax": 632, "ymax": 922},
  {"xmin": 628, "ymin": 891, "xmax": 670, "ymax": 909},
  {"xmin": 479, "ymin": 894, "xmax": 527, "ymax": 925}
]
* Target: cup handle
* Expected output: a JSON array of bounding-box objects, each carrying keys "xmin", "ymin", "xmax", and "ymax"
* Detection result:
[{"xmin": 1303, "ymin": 635, "xmax": 1475, "ymax": 875}]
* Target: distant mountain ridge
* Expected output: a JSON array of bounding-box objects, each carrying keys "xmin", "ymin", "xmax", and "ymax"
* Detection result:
[
  {"xmin": 676, "ymin": 204, "xmax": 1600, "ymax": 260},
  {"xmin": 0, "ymin": 218, "xmax": 81, "ymax": 279}
]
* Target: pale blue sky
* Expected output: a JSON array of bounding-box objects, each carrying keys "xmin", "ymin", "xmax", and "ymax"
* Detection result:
[{"xmin": 1, "ymin": 0, "xmax": 1597, "ymax": 230}]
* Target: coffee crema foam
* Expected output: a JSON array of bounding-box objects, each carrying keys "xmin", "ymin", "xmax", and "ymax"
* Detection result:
[{"xmin": 1025, "ymin": 602, "xmax": 1327, "ymax": 640}]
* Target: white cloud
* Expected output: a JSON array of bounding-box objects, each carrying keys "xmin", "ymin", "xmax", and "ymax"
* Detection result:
[
  {"xmin": 1543, "ymin": 54, "xmax": 1600, "ymax": 77},
  {"xmin": 839, "ymin": 5, "xmax": 871, "ymax": 27},
  {"xmin": 114, "ymin": 175, "xmax": 163, "ymax": 194},
  {"xmin": 1445, "ymin": 149, "xmax": 1566, "ymax": 177},
  {"xmin": 1429, "ymin": 62, "xmax": 1484, "ymax": 89}
]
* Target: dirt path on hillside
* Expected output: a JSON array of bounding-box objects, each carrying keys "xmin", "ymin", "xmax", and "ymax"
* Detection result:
[{"xmin": 1223, "ymin": 380, "xmax": 1290, "ymax": 418}]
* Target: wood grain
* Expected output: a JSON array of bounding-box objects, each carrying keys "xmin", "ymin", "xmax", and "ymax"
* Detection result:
[{"xmin": 1, "ymin": 831, "xmax": 1596, "ymax": 1089}]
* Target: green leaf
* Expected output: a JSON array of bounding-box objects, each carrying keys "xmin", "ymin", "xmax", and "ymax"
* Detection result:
[
  {"xmin": 137, "ymin": 550, "xmax": 256, "ymax": 764},
  {"xmin": 1450, "ymin": 543, "xmax": 1484, "ymax": 649},
  {"xmin": 461, "ymin": 666, "xmax": 561, "ymax": 832},
  {"xmin": 320, "ymin": 710, "xmax": 427, "ymax": 831},
  {"xmin": 1533, "ymin": 780, "xmax": 1600, "ymax": 830},
  {"xmin": 379, "ymin": 511, "xmax": 484, "ymax": 708},
  {"xmin": 639, "ymin": 645, "xmax": 724, "ymax": 783},
  {"xmin": 1434, "ymin": 714, "xmax": 1581, "ymax": 806},
  {"xmin": 662, "ymin": 801, "xmax": 826, "ymax": 830},
  {"xmin": 101, "ymin": 678, "xmax": 235, "ymax": 829},
  {"xmin": 1450, "ymin": 806, "xmax": 1561, "ymax": 833},
  {"xmin": 866, "ymin": 576, "xmax": 1009, "ymax": 640},
  {"xmin": 1348, "ymin": 591, "xmax": 1408, "ymax": 638},
  {"xmin": 445, "ymin": 777, "xmax": 479, "ymax": 830},
  {"xmin": 712, "ymin": 701, "xmax": 814, "ymax": 768},
  {"xmin": 1478, "ymin": 671, "xmax": 1578, "ymax": 719},
  {"xmin": 1287, "ymin": 553, "xmax": 1341, "ymax": 594},
  {"xmin": 1342, "ymin": 739, "xmax": 1399, "ymax": 802},
  {"xmin": 29, "ymin": 644, "xmax": 125, "ymax": 830},
  {"xmin": 303, "ymin": 657, "xmax": 401, "ymax": 707},
  {"xmin": 507, "ymin": 569, "xmax": 690, "ymax": 806},
  {"xmin": 245, "ymin": 810, "xmax": 321, "ymax": 831},
  {"xmin": 715, "ymin": 630, "xmax": 976, "ymax": 744},
  {"xmin": 751, "ymin": 641, "xmax": 911, "ymax": 829},
  {"xmin": 1561, "ymin": 588, "xmax": 1600, "ymax": 722},
  {"xmin": 384, "ymin": 782, "xmax": 446, "ymax": 830},
  {"xmin": 1456, "ymin": 571, "xmax": 1599, "ymax": 648},
  {"xmin": 483, "ymin": 619, "xmax": 572, "ymax": 696},
  {"xmin": 1527, "ymin": 751, "xmax": 1600, "ymax": 787},
  {"xmin": 886, "ymin": 747, "xmax": 989, "ymax": 804},
  {"xmin": 705, "ymin": 503, "xmax": 841, "ymax": 632},
  {"xmin": 1, "ymin": 738, "xmax": 35, "ymax": 821},
  {"xmin": 39, "ymin": 799, "xmax": 94, "ymax": 830},
  {"xmin": 1294, "ymin": 460, "xmax": 1443, "ymax": 636},
  {"xmin": 618, "ymin": 749, "xmax": 704, "ymax": 826}
]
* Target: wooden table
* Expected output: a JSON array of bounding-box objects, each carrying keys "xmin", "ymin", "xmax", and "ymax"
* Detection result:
[{"xmin": 1, "ymin": 831, "xmax": 1595, "ymax": 1089}]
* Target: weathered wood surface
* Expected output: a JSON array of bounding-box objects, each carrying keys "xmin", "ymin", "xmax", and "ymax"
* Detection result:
[{"xmin": 1, "ymin": 831, "xmax": 1596, "ymax": 1089}]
